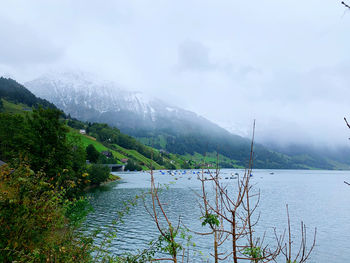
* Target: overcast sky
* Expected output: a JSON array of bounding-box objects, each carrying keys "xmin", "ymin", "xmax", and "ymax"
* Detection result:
[{"xmin": 1, "ymin": 0, "xmax": 350, "ymax": 147}]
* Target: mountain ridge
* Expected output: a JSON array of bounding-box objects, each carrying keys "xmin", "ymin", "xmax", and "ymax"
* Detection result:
[{"xmin": 24, "ymin": 71, "xmax": 350, "ymax": 169}]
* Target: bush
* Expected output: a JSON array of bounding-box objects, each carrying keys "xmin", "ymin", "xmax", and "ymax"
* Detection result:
[
  {"xmin": 125, "ymin": 159, "xmax": 142, "ymax": 171},
  {"xmin": 0, "ymin": 163, "xmax": 92, "ymax": 262},
  {"xmin": 88, "ymin": 164, "xmax": 110, "ymax": 186},
  {"xmin": 0, "ymin": 109, "xmax": 89, "ymax": 198},
  {"xmin": 86, "ymin": 144, "xmax": 100, "ymax": 163}
]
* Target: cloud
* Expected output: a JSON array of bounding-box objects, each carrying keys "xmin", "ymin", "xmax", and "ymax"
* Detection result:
[
  {"xmin": 0, "ymin": 18, "xmax": 64, "ymax": 66},
  {"xmin": 177, "ymin": 40, "xmax": 213, "ymax": 71},
  {"xmin": 1, "ymin": 0, "xmax": 350, "ymax": 147}
]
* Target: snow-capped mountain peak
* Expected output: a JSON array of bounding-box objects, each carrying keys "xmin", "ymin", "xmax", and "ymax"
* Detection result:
[{"xmin": 25, "ymin": 71, "xmax": 160, "ymax": 120}]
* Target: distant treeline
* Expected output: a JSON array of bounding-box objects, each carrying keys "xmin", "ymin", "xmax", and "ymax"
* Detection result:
[{"xmin": 0, "ymin": 77, "xmax": 56, "ymax": 109}]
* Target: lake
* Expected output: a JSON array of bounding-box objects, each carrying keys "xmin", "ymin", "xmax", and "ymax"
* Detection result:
[{"xmin": 85, "ymin": 169, "xmax": 350, "ymax": 262}]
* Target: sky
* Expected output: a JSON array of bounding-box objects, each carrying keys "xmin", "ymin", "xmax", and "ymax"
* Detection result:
[{"xmin": 1, "ymin": 0, "xmax": 350, "ymax": 147}]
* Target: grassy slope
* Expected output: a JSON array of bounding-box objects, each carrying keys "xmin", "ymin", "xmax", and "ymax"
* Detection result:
[
  {"xmin": 68, "ymin": 129, "xmax": 127, "ymax": 164},
  {"xmin": 1, "ymin": 99, "xmax": 32, "ymax": 114},
  {"xmin": 68, "ymin": 129, "xmax": 164, "ymax": 170},
  {"xmin": 111, "ymin": 144, "xmax": 163, "ymax": 170},
  {"xmin": 0, "ymin": 101, "xmax": 181, "ymax": 170}
]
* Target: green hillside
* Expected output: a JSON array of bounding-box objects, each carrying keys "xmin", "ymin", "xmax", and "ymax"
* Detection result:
[
  {"xmin": 0, "ymin": 75, "xmax": 195, "ymax": 171},
  {"xmin": 1, "ymin": 98, "xmax": 32, "ymax": 114},
  {"xmin": 67, "ymin": 121, "xmax": 190, "ymax": 170},
  {"xmin": 3, "ymin": 76, "xmax": 350, "ymax": 170},
  {"xmin": 183, "ymin": 152, "xmax": 244, "ymax": 169},
  {"xmin": 0, "ymin": 97, "xmax": 195, "ymax": 171},
  {"xmin": 69, "ymin": 129, "xmax": 166, "ymax": 170}
]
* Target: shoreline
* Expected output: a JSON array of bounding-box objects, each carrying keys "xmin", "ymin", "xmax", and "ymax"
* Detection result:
[{"xmin": 84, "ymin": 173, "xmax": 121, "ymax": 191}]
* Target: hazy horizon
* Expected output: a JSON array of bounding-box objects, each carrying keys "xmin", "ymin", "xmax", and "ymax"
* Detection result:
[{"xmin": 1, "ymin": 0, "xmax": 350, "ymax": 147}]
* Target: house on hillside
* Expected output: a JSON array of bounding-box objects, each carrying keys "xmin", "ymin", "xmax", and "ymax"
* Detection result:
[
  {"xmin": 79, "ymin": 129, "xmax": 86, "ymax": 135},
  {"xmin": 101, "ymin": 151, "xmax": 113, "ymax": 158},
  {"xmin": 0, "ymin": 160, "xmax": 6, "ymax": 167},
  {"xmin": 121, "ymin": 158, "xmax": 128, "ymax": 163}
]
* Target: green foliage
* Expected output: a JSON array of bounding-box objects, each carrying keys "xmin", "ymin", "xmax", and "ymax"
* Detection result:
[
  {"xmin": 243, "ymin": 246, "xmax": 263, "ymax": 261},
  {"xmin": 25, "ymin": 107, "xmax": 70, "ymax": 174},
  {"xmin": 66, "ymin": 116, "xmax": 85, "ymax": 129},
  {"xmin": 180, "ymin": 161, "xmax": 191, "ymax": 169},
  {"xmin": 0, "ymin": 108, "xmax": 89, "ymax": 197},
  {"xmin": 0, "ymin": 163, "xmax": 92, "ymax": 262},
  {"xmin": 0, "ymin": 77, "xmax": 55, "ymax": 109},
  {"xmin": 87, "ymin": 123, "xmax": 161, "ymax": 165},
  {"xmin": 0, "ymin": 112, "xmax": 28, "ymax": 161},
  {"xmin": 125, "ymin": 159, "xmax": 142, "ymax": 171},
  {"xmin": 97, "ymin": 153, "xmax": 119, "ymax": 165},
  {"xmin": 201, "ymin": 213, "xmax": 220, "ymax": 227},
  {"xmin": 64, "ymin": 197, "xmax": 93, "ymax": 227},
  {"xmin": 87, "ymin": 163, "xmax": 110, "ymax": 186},
  {"xmin": 157, "ymin": 227, "xmax": 182, "ymax": 255},
  {"xmin": 86, "ymin": 144, "xmax": 100, "ymax": 163},
  {"xmin": 164, "ymin": 162, "xmax": 176, "ymax": 170}
]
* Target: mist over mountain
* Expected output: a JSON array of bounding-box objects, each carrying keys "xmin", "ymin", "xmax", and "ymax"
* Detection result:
[
  {"xmin": 25, "ymin": 72, "xmax": 223, "ymax": 135},
  {"xmin": 24, "ymin": 72, "xmax": 350, "ymax": 170},
  {"xmin": 24, "ymin": 72, "xmax": 282, "ymax": 168}
]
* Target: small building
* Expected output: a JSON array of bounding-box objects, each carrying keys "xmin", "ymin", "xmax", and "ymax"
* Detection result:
[
  {"xmin": 0, "ymin": 160, "xmax": 6, "ymax": 167},
  {"xmin": 121, "ymin": 158, "xmax": 129, "ymax": 163},
  {"xmin": 101, "ymin": 151, "xmax": 113, "ymax": 158},
  {"xmin": 79, "ymin": 129, "xmax": 86, "ymax": 135}
]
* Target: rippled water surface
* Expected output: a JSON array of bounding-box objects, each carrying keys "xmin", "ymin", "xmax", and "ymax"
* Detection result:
[{"xmin": 85, "ymin": 169, "xmax": 350, "ymax": 262}]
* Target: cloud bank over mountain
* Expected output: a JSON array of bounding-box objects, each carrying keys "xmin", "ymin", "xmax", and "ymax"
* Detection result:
[{"xmin": 1, "ymin": 0, "xmax": 350, "ymax": 147}]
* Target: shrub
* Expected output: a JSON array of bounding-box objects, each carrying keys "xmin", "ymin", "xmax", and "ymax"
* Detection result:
[
  {"xmin": 0, "ymin": 163, "xmax": 92, "ymax": 262},
  {"xmin": 88, "ymin": 164, "xmax": 110, "ymax": 186},
  {"xmin": 86, "ymin": 144, "xmax": 100, "ymax": 163},
  {"xmin": 125, "ymin": 159, "xmax": 142, "ymax": 171}
]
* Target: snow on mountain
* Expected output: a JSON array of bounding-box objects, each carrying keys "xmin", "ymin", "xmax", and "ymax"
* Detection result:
[
  {"xmin": 24, "ymin": 71, "xmax": 202, "ymax": 129},
  {"xmin": 25, "ymin": 72, "xmax": 162, "ymax": 120}
]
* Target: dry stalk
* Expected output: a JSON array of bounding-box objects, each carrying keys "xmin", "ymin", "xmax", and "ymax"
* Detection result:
[{"xmin": 274, "ymin": 205, "xmax": 317, "ymax": 263}]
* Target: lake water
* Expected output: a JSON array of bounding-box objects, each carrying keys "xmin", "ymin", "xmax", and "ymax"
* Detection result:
[{"xmin": 85, "ymin": 169, "xmax": 350, "ymax": 262}]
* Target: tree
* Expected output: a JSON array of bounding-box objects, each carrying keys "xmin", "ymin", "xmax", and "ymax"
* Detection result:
[
  {"xmin": 86, "ymin": 144, "xmax": 100, "ymax": 163},
  {"xmin": 25, "ymin": 107, "xmax": 72, "ymax": 177},
  {"xmin": 0, "ymin": 113, "xmax": 27, "ymax": 162},
  {"xmin": 125, "ymin": 159, "xmax": 142, "ymax": 171},
  {"xmin": 0, "ymin": 108, "xmax": 89, "ymax": 197},
  {"xmin": 87, "ymin": 164, "xmax": 110, "ymax": 186}
]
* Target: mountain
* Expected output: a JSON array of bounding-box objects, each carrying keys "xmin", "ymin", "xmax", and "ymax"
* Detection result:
[
  {"xmin": 24, "ymin": 72, "xmax": 350, "ymax": 169},
  {"xmin": 0, "ymin": 76, "xmax": 192, "ymax": 170},
  {"xmin": 24, "ymin": 72, "xmax": 220, "ymax": 133}
]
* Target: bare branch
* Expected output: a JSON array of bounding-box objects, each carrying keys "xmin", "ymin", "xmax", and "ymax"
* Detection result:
[{"xmin": 342, "ymin": 1, "xmax": 350, "ymax": 9}]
